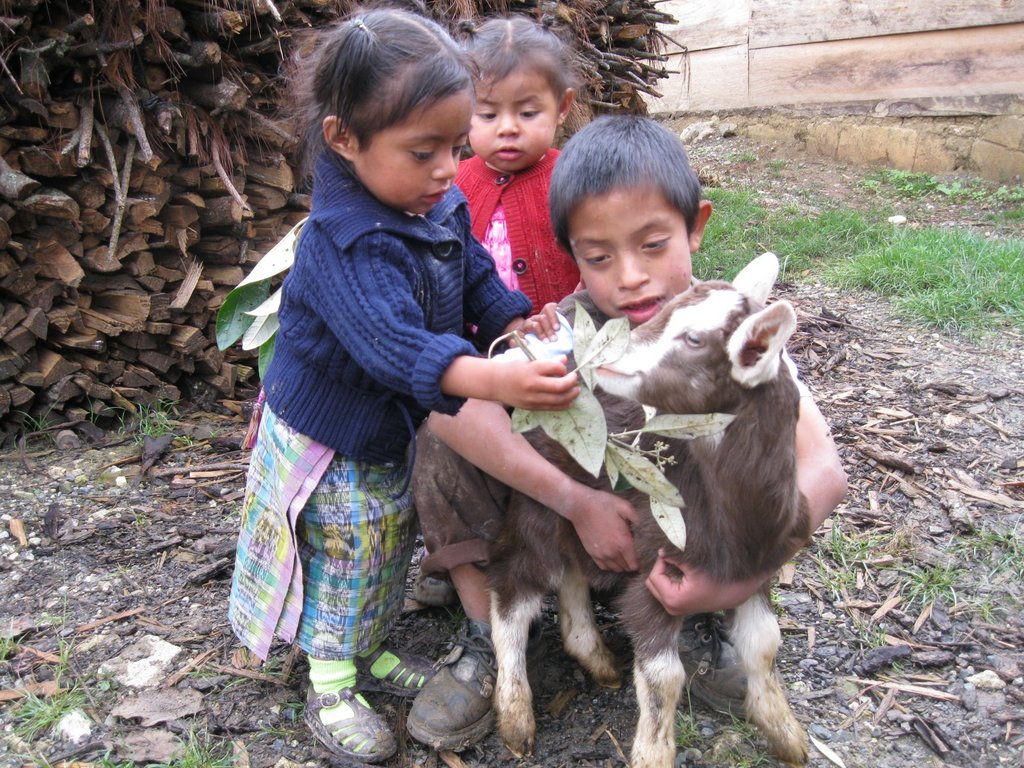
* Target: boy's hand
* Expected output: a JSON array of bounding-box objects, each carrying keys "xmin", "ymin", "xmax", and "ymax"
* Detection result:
[
  {"xmin": 520, "ymin": 303, "xmax": 562, "ymax": 342},
  {"xmin": 494, "ymin": 357, "xmax": 579, "ymax": 411},
  {"xmin": 559, "ymin": 485, "xmax": 639, "ymax": 572},
  {"xmin": 645, "ymin": 550, "xmax": 765, "ymax": 615}
]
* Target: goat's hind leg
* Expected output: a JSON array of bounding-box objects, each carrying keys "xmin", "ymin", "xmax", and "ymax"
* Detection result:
[
  {"xmin": 557, "ymin": 564, "xmax": 621, "ymax": 689},
  {"xmin": 491, "ymin": 588, "xmax": 543, "ymax": 758},
  {"xmin": 731, "ymin": 593, "xmax": 808, "ymax": 765}
]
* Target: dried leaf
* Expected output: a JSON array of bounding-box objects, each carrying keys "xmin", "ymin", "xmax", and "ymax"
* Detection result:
[
  {"xmin": 637, "ymin": 412, "xmax": 735, "ymax": 439},
  {"xmin": 605, "ymin": 442, "xmax": 683, "ymax": 506},
  {"xmin": 650, "ymin": 497, "xmax": 686, "ymax": 550},
  {"xmin": 9, "ymin": 519, "xmax": 28, "ymax": 548},
  {"xmin": 809, "ymin": 734, "xmax": 847, "ymax": 768},
  {"xmin": 111, "ymin": 688, "xmax": 203, "ymax": 727}
]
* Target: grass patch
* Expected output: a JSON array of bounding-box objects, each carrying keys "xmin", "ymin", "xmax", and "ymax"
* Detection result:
[
  {"xmin": 826, "ymin": 228, "xmax": 1024, "ymax": 336},
  {"xmin": 698, "ymin": 187, "xmax": 1024, "ymax": 338},
  {"xmin": 151, "ymin": 728, "xmax": 235, "ymax": 768},
  {"xmin": 11, "ymin": 686, "xmax": 88, "ymax": 742}
]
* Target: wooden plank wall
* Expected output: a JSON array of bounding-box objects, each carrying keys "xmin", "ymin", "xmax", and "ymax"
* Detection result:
[{"xmin": 649, "ymin": 0, "xmax": 1024, "ymax": 115}]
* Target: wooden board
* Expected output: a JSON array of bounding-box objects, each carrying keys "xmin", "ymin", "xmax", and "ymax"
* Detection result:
[
  {"xmin": 659, "ymin": 0, "xmax": 749, "ymax": 52},
  {"xmin": 646, "ymin": 45, "xmax": 751, "ymax": 113},
  {"xmin": 749, "ymin": 0, "xmax": 1024, "ymax": 49},
  {"xmin": 748, "ymin": 24, "xmax": 1024, "ymax": 106},
  {"xmin": 659, "ymin": 0, "xmax": 1024, "ymax": 52}
]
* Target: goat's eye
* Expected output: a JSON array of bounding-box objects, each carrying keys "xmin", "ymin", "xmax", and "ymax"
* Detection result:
[{"xmin": 681, "ymin": 331, "xmax": 704, "ymax": 348}]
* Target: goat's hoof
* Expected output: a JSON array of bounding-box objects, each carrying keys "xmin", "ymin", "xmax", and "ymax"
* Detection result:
[
  {"xmin": 498, "ymin": 723, "xmax": 535, "ymax": 759},
  {"xmin": 768, "ymin": 727, "xmax": 808, "ymax": 766},
  {"xmin": 595, "ymin": 673, "xmax": 622, "ymax": 690}
]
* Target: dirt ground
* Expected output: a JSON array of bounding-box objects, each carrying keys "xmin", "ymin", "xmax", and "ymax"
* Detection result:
[{"xmin": 1, "ymin": 131, "xmax": 1022, "ymax": 768}]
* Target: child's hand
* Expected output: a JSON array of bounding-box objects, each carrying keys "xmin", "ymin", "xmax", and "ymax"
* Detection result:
[
  {"xmin": 520, "ymin": 303, "xmax": 562, "ymax": 342},
  {"xmin": 494, "ymin": 357, "xmax": 579, "ymax": 411}
]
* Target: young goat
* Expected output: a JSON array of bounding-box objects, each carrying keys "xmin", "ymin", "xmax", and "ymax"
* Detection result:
[{"xmin": 487, "ymin": 253, "xmax": 811, "ymax": 767}]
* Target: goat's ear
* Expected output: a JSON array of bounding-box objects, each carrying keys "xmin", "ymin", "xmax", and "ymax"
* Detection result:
[
  {"xmin": 731, "ymin": 251, "xmax": 779, "ymax": 306},
  {"xmin": 726, "ymin": 300, "xmax": 797, "ymax": 388}
]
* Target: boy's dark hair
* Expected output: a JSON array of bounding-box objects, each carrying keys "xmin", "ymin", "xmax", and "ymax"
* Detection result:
[
  {"xmin": 549, "ymin": 116, "xmax": 703, "ymax": 254},
  {"xmin": 291, "ymin": 7, "xmax": 472, "ymax": 179},
  {"xmin": 459, "ymin": 15, "xmax": 575, "ymax": 102}
]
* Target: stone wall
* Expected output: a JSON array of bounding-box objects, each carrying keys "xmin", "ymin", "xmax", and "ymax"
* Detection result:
[{"xmin": 662, "ymin": 109, "xmax": 1024, "ymax": 182}]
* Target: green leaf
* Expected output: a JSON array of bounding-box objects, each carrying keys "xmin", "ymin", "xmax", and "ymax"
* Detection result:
[
  {"xmin": 572, "ymin": 301, "xmax": 598, "ymax": 389},
  {"xmin": 650, "ymin": 497, "xmax": 687, "ymax": 550},
  {"xmin": 637, "ymin": 412, "xmax": 736, "ymax": 440},
  {"xmin": 236, "ymin": 217, "xmax": 306, "ymax": 288},
  {"xmin": 242, "ymin": 311, "xmax": 280, "ymax": 351},
  {"xmin": 511, "ymin": 407, "xmax": 542, "ymax": 434},
  {"xmin": 577, "ymin": 315, "xmax": 630, "ymax": 372},
  {"xmin": 605, "ymin": 442, "xmax": 684, "ymax": 506},
  {"xmin": 512, "ymin": 386, "xmax": 608, "ymax": 477},
  {"xmin": 245, "ymin": 286, "xmax": 282, "ymax": 318},
  {"xmin": 215, "ymin": 280, "xmax": 271, "ymax": 350},
  {"xmin": 257, "ymin": 335, "xmax": 276, "ymax": 379}
]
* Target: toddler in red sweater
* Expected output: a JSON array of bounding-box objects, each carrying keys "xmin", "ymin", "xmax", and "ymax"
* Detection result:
[{"xmin": 455, "ymin": 16, "xmax": 580, "ymax": 311}]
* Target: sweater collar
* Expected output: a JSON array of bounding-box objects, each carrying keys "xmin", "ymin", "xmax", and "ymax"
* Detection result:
[
  {"xmin": 463, "ymin": 148, "xmax": 558, "ymax": 184},
  {"xmin": 310, "ymin": 152, "xmax": 466, "ymax": 244}
]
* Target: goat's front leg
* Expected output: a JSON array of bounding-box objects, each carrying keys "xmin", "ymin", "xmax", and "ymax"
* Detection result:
[
  {"xmin": 491, "ymin": 589, "xmax": 543, "ymax": 758},
  {"xmin": 630, "ymin": 624, "xmax": 685, "ymax": 768},
  {"xmin": 731, "ymin": 592, "xmax": 808, "ymax": 765},
  {"xmin": 557, "ymin": 565, "xmax": 621, "ymax": 689}
]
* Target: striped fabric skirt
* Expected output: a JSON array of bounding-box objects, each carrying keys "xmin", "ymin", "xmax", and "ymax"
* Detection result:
[{"xmin": 228, "ymin": 406, "xmax": 417, "ymax": 661}]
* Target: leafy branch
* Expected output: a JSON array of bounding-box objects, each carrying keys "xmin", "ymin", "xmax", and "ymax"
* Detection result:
[{"xmin": 508, "ymin": 302, "xmax": 734, "ymax": 550}]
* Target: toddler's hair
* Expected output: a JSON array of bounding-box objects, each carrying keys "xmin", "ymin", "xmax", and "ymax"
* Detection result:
[
  {"xmin": 290, "ymin": 7, "xmax": 472, "ymax": 178},
  {"xmin": 459, "ymin": 15, "xmax": 575, "ymax": 101},
  {"xmin": 549, "ymin": 116, "xmax": 703, "ymax": 253}
]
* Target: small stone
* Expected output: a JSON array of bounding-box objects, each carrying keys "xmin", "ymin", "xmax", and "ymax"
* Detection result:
[
  {"xmin": 55, "ymin": 430, "xmax": 82, "ymax": 450},
  {"xmin": 966, "ymin": 670, "xmax": 1006, "ymax": 690},
  {"xmin": 888, "ymin": 214, "xmax": 908, "ymax": 225}
]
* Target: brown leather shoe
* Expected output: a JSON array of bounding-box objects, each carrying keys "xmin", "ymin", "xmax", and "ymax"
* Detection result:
[
  {"xmin": 679, "ymin": 613, "xmax": 748, "ymax": 717},
  {"xmin": 407, "ymin": 620, "xmax": 496, "ymax": 750}
]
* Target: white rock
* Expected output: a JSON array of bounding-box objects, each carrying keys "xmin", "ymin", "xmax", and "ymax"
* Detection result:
[
  {"xmin": 98, "ymin": 634, "xmax": 183, "ymax": 688},
  {"xmin": 57, "ymin": 710, "xmax": 93, "ymax": 744},
  {"xmin": 966, "ymin": 669, "xmax": 1006, "ymax": 690},
  {"xmin": 888, "ymin": 214, "xmax": 908, "ymax": 225}
]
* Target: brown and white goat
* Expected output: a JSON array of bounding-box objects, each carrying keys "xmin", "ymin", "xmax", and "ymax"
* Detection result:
[{"xmin": 487, "ymin": 253, "xmax": 811, "ymax": 767}]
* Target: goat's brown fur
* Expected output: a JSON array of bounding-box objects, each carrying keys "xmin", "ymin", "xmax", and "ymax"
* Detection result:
[{"xmin": 487, "ymin": 257, "xmax": 812, "ymax": 767}]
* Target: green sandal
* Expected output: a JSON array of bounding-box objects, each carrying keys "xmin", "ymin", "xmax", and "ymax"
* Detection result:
[
  {"xmin": 355, "ymin": 645, "xmax": 436, "ymax": 698},
  {"xmin": 304, "ymin": 687, "xmax": 396, "ymax": 764}
]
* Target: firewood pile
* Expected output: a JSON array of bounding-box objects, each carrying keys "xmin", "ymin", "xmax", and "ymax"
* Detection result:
[{"xmin": 0, "ymin": 0, "xmax": 675, "ymax": 438}]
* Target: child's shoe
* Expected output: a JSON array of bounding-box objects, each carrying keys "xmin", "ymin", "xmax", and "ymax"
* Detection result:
[{"xmin": 304, "ymin": 686, "xmax": 396, "ymax": 763}]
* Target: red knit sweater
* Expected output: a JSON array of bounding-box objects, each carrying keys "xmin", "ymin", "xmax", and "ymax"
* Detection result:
[{"xmin": 456, "ymin": 149, "xmax": 580, "ymax": 311}]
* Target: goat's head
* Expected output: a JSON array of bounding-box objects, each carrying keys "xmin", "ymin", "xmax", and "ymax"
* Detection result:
[{"xmin": 595, "ymin": 252, "xmax": 798, "ymax": 414}]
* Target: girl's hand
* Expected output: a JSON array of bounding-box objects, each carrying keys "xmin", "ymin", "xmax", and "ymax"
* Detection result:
[
  {"xmin": 645, "ymin": 550, "xmax": 765, "ymax": 616},
  {"xmin": 494, "ymin": 357, "xmax": 579, "ymax": 411},
  {"xmin": 557, "ymin": 484, "xmax": 638, "ymax": 572}
]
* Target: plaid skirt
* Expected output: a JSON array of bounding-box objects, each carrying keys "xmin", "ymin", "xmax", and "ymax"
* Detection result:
[{"xmin": 228, "ymin": 406, "xmax": 417, "ymax": 661}]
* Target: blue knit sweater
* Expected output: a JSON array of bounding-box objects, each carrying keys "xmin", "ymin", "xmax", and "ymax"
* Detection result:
[{"xmin": 263, "ymin": 152, "xmax": 532, "ymax": 463}]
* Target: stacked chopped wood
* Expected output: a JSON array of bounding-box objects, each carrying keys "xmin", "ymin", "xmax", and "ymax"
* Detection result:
[{"xmin": 0, "ymin": 0, "xmax": 673, "ymax": 437}]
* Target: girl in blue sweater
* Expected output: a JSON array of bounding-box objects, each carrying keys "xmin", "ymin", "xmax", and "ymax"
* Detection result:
[{"xmin": 227, "ymin": 8, "xmax": 578, "ymax": 763}]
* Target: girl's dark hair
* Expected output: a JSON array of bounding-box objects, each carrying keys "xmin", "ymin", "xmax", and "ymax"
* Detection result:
[
  {"xmin": 459, "ymin": 15, "xmax": 576, "ymax": 101},
  {"xmin": 550, "ymin": 116, "xmax": 704, "ymax": 254},
  {"xmin": 290, "ymin": 7, "xmax": 472, "ymax": 178}
]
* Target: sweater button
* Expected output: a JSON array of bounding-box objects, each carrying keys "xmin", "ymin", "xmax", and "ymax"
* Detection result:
[
  {"xmin": 495, "ymin": 175, "xmax": 509, "ymax": 185},
  {"xmin": 512, "ymin": 258, "xmax": 527, "ymax": 275},
  {"xmin": 433, "ymin": 241, "xmax": 455, "ymax": 258}
]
